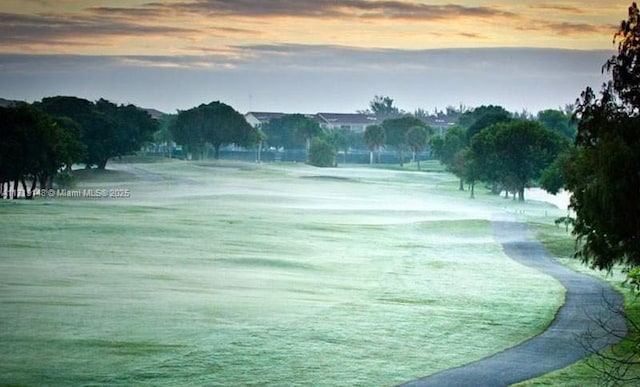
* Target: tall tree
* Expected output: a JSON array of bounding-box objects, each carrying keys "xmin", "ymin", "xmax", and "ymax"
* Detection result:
[
  {"xmin": 564, "ymin": 2, "xmax": 640, "ymax": 271},
  {"xmin": 470, "ymin": 125, "xmax": 503, "ymax": 194},
  {"xmin": 383, "ymin": 116, "xmax": 425, "ymax": 166},
  {"xmin": 406, "ymin": 125, "xmax": 431, "ymax": 170},
  {"xmin": 369, "ymin": 95, "xmax": 400, "ymax": 117},
  {"xmin": 472, "ymin": 120, "xmax": 567, "ymax": 201},
  {"xmin": 0, "ymin": 104, "xmax": 83, "ymax": 198},
  {"xmin": 431, "ymin": 125, "xmax": 467, "ymax": 190},
  {"xmin": 95, "ymin": 99, "xmax": 158, "ymax": 167},
  {"xmin": 458, "ymin": 105, "xmax": 512, "ymax": 141},
  {"xmin": 37, "ymin": 96, "xmax": 156, "ymax": 169},
  {"xmin": 262, "ymin": 114, "xmax": 321, "ymax": 151},
  {"xmin": 537, "ymin": 109, "xmax": 577, "ymax": 139},
  {"xmin": 326, "ymin": 128, "xmax": 349, "ymax": 165},
  {"xmin": 559, "ymin": 6, "xmax": 640, "ymax": 383},
  {"xmin": 171, "ymin": 101, "xmax": 257, "ymax": 159},
  {"xmin": 606, "ymin": 2, "xmax": 640, "ymax": 112},
  {"xmin": 364, "ymin": 124, "xmax": 386, "ymax": 164}
]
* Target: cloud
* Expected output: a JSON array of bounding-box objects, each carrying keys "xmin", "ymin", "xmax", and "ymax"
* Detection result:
[
  {"xmin": 515, "ymin": 19, "xmax": 616, "ymax": 36},
  {"xmin": 528, "ymin": 4, "xmax": 585, "ymax": 14},
  {"xmin": 0, "ymin": 11, "xmax": 199, "ymax": 47},
  {"xmin": 144, "ymin": 0, "xmax": 515, "ymax": 21}
]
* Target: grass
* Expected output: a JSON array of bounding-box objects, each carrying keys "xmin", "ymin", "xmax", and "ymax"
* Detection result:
[
  {"xmin": 512, "ymin": 222, "xmax": 640, "ymax": 386},
  {"xmin": 0, "ymin": 159, "xmax": 572, "ymax": 386}
]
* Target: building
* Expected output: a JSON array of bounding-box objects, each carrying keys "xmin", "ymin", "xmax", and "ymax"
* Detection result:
[
  {"xmin": 420, "ymin": 116, "xmax": 457, "ymax": 137},
  {"xmin": 314, "ymin": 113, "xmax": 380, "ymax": 133},
  {"xmin": 244, "ymin": 112, "xmax": 286, "ymax": 128},
  {"xmin": 245, "ymin": 110, "xmax": 455, "ymax": 136}
]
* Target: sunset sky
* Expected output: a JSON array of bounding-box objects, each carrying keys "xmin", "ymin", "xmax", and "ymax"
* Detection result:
[{"xmin": 0, "ymin": 1, "xmax": 631, "ymax": 114}]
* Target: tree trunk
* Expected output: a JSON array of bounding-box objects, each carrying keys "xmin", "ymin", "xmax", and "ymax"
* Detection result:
[
  {"xmin": 21, "ymin": 178, "xmax": 32, "ymax": 199},
  {"xmin": 417, "ymin": 159, "xmax": 421, "ymax": 171},
  {"xmin": 97, "ymin": 158, "xmax": 108, "ymax": 170},
  {"xmin": 214, "ymin": 145, "xmax": 220, "ymax": 160},
  {"xmin": 12, "ymin": 178, "xmax": 19, "ymax": 199},
  {"xmin": 519, "ymin": 186, "xmax": 525, "ymax": 202},
  {"xmin": 459, "ymin": 178, "xmax": 465, "ymax": 191},
  {"xmin": 470, "ymin": 181, "xmax": 475, "ymax": 199},
  {"xmin": 30, "ymin": 178, "xmax": 37, "ymax": 198}
]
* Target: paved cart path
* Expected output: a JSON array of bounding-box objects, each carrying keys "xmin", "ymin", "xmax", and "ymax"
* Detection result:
[{"xmin": 401, "ymin": 220, "xmax": 628, "ymax": 387}]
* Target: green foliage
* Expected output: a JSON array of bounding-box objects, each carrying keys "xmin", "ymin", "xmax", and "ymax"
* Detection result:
[
  {"xmin": 537, "ymin": 109, "xmax": 577, "ymax": 139},
  {"xmin": 539, "ymin": 151, "xmax": 569, "ymax": 194},
  {"xmin": 307, "ymin": 137, "xmax": 336, "ymax": 167},
  {"xmin": 364, "ymin": 124, "xmax": 386, "ymax": 164},
  {"xmin": 472, "ymin": 120, "xmax": 568, "ymax": 200},
  {"xmin": 261, "ymin": 114, "xmax": 321, "ymax": 150},
  {"xmin": 369, "ymin": 95, "xmax": 400, "ymax": 117},
  {"xmin": 458, "ymin": 105, "xmax": 512, "ymax": 140},
  {"xmin": 171, "ymin": 101, "xmax": 256, "ymax": 159},
  {"xmin": 382, "ymin": 116, "xmax": 425, "ymax": 166},
  {"xmin": 37, "ymin": 96, "xmax": 156, "ymax": 169},
  {"xmin": 566, "ymin": 89, "xmax": 640, "ymax": 269},
  {"xmin": 606, "ymin": 2, "xmax": 640, "ymax": 110},
  {"xmin": 406, "ymin": 126, "xmax": 430, "ymax": 153},
  {"xmin": 406, "ymin": 125, "xmax": 431, "ymax": 170},
  {"xmin": 325, "ymin": 129, "xmax": 350, "ymax": 165},
  {"xmin": 0, "ymin": 104, "xmax": 84, "ymax": 197},
  {"xmin": 624, "ymin": 266, "xmax": 640, "ymax": 292},
  {"xmin": 564, "ymin": 2, "xmax": 640, "ymax": 272},
  {"xmin": 431, "ymin": 125, "xmax": 468, "ymax": 188}
]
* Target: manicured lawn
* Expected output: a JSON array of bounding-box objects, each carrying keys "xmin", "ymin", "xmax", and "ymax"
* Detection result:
[
  {"xmin": 513, "ymin": 222, "xmax": 640, "ymax": 386},
  {"xmin": 1, "ymin": 159, "xmax": 566, "ymax": 386}
]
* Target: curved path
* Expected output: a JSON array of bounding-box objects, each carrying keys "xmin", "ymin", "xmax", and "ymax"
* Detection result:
[{"xmin": 401, "ymin": 220, "xmax": 628, "ymax": 387}]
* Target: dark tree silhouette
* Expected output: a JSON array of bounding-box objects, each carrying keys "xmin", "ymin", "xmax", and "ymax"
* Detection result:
[
  {"xmin": 171, "ymin": 101, "xmax": 257, "ymax": 159},
  {"xmin": 37, "ymin": 96, "xmax": 156, "ymax": 169}
]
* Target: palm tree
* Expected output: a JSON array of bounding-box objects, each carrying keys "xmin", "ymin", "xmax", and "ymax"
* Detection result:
[
  {"xmin": 364, "ymin": 124, "xmax": 386, "ymax": 164},
  {"xmin": 406, "ymin": 125, "xmax": 430, "ymax": 170}
]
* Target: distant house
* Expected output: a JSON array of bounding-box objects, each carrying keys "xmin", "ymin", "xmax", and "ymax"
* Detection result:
[
  {"xmin": 244, "ymin": 112, "xmax": 286, "ymax": 128},
  {"xmin": 419, "ymin": 116, "xmax": 457, "ymax": 137},
  {"xmin": 314, "ymin": 113, "xmax": 379, "ymax": 133}
]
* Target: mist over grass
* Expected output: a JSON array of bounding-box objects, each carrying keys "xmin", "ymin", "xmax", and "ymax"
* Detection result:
[{"xmin": 0, "ymin": 159, "xmax": 568, "ymax": 386}]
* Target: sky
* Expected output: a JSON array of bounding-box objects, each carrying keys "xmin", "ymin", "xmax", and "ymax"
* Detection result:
[{"xmin": 0, "ymin": 1, "xmax": 631, "ymax": 114}]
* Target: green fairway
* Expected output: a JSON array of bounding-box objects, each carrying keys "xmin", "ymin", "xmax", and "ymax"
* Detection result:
[{"xmin": 1, "ymin": 159, "xmax": 567, "ymax": 386}]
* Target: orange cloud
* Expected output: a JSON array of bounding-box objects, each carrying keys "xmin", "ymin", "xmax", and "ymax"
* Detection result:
[{"xmin": 0, "ymin": 0, "xmax": 627, "ymax": 55}]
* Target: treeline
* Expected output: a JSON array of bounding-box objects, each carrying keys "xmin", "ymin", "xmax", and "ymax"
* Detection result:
[
  {"xmin": 167, "ymin": 103, "xmax": 433, "ymax": 168},
  {"xmin": 429, "ymin": 105, "xmax": 574, "ymax": 201},
  {"xmin": 2, "ymin": 93, "xmax": 576, "ymax": 200},
  {"xmin": 1, "ymin": 96, "xmax": 158, "ymax": 199}
]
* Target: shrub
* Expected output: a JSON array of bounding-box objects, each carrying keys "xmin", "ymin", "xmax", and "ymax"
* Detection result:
[{"xmin": 307, "ymin": 137, "xmax": 336, "ymax": 167}]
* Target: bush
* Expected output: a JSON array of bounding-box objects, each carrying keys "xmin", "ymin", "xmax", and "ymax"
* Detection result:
[{"xmin": 307, "ymin": 137, "xmax": 336, "ymax": 167}]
